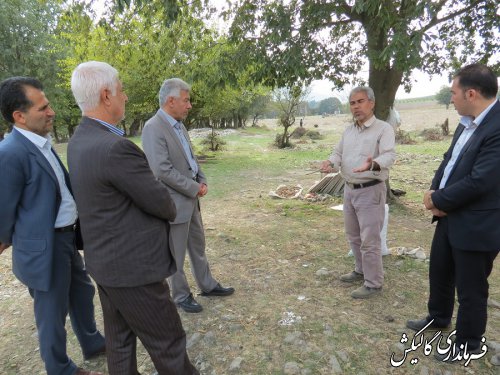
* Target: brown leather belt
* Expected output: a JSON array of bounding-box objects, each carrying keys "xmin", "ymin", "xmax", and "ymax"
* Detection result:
[{"xmin": 345, "ymin": 180, "xmax": 382, "ymax": 189}]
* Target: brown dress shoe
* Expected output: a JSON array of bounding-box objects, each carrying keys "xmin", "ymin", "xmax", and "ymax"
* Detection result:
[{"xmin": 75, "ymin": 368, "xmax": 104, "ymax": 375}]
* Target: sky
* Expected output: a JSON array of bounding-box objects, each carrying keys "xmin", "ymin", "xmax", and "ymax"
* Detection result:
[
  {"xmin": 308, "ymin": 71, "xmax": 451, "ymax": 102},
  {"xmin": 90, "ymin": 0, "xmax": 481, "ymax": 102}
]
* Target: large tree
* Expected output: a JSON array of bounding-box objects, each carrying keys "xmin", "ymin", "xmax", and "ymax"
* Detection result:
[
  {"xmin": 0, "ymin": 0, "xmax": 63, "ymax": 140},
  {"xmin": 435, "ymin": 85, "xmax": 452, "ymax": 109},
  {"xmin": 227, "ymin": 0, "xmax": 499, "ymax": 121}
]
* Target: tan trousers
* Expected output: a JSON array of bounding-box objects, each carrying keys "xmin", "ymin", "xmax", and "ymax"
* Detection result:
[{"xmin": 343, "ymin": 182, "xmax": 386, "ymax": 288}]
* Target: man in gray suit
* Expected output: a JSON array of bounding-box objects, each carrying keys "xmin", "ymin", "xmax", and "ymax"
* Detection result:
[
  {"xmin": 67, "ymin": 62, "xmax": 198, "ymax": 375},
  {"xmin": 142, "ymin": 78, "xmax": 234, "ymax": 313}
]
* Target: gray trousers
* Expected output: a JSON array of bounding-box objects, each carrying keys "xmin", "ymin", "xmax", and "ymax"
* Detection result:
[
  {"xmin": 168, "ymin": 201, "xmax": 218, "ymax": 303},
  {"xmin": 343, "ymin": 182, "xmax": 386, "ymax": 288}
]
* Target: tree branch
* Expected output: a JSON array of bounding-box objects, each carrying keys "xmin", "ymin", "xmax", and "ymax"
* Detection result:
[{"xmin": 419, "ymin": 0, "xmax": 484, "ymax": 34}]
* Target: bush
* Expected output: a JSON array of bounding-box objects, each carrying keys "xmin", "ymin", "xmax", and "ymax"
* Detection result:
[
  {"xmin": 274, "ymin": 133, "xmax": 293, "ymax": 148},
  {"xmin": 304, "ymin": 130, "xmax": 323, "ymax": 140},
  {"xmin": 395, "ymin": 129, "xmax": 416, "ymax": 145},
  {"xmin": 420, "ymin": 127, "xmax": 444, "ymax": 141},
  {"xmin": 200, "ymin": 132, "xmax": 226, "ymax": 152},
  {"xmin": 290, "ymin": 127, "xmax": 307, "ymax": 139}
]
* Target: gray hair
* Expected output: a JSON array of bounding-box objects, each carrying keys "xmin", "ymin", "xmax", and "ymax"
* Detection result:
[
  {"xmin": 349, "ymin": 86, "xmax": 375, "ymax": 102},
  {"xmin": 159, "ymin": 78, "xmax": 190, "ymax": 107},
  {"xmin": 71, "ymin": 61, "xmax": 120, "ymax": 112}
]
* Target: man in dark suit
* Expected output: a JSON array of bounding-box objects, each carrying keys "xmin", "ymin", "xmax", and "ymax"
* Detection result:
[
  {"xmin": 67, "ymin": 62, "xmax": 198, "ymax": 375},
  {"xmin": 142, "ymin": 78, "xmax": 234, "ymax": 313},
  {"xmin": 407, "ymin": 64, "xmax": 500, "ymax": 362},
  {"xmin": 0, "ymin": 77, "xmax": 105, "ymax": 375}
]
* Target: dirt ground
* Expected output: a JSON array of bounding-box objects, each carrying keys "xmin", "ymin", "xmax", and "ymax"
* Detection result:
[{"xmin": 1, "ymin": 102, "xmax": 498, "ymax": 375}]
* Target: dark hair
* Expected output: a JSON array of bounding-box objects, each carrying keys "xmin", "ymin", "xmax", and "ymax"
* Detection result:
[
  {"xmin": 0, "ymin": 77, "xmax": 43, "ymax": 123},
  {"xmin": 454, "ymin": 64, "xmax": 498, "ymax": 99}
]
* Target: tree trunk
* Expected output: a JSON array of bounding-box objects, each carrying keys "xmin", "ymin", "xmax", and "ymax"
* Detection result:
[
  {"xmin": 129, "ymin": 118, "xmax": 141, "ymax": 137},
  {"xmin": 369, "ymin": 66, "xmax": 403, "ymax": 122}
]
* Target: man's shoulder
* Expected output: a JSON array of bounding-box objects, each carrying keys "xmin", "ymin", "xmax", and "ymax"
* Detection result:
[
  {"xmin": 0, "ymin": 132, "xmax": 28, "ymax": 158},
  {"xmin": 373, "ymin": 118, "xmax": 392, "ymax": 128},
  {"xmin": 143, "ymin": 111, "xmax": 164, "ymax": 129}
]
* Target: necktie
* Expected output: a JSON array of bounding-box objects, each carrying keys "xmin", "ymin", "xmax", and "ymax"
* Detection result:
[{"xmin": 174, "ymin": 122, "xmax": 198, "ymax": 176}]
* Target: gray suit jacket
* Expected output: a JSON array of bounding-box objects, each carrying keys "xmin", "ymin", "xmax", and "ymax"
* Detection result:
[
  {"xmin": 67, "ymin": 117, "xmax": 177, "ymax": 287},
  {"xmin": 142, "ymin": 110, "xmax": 206, "ymax": 224}
]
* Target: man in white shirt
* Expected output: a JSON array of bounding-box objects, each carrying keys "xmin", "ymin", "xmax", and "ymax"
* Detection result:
[{"xmin": 0, "ymin": 77, "xmax": 104, "ymax": 375}]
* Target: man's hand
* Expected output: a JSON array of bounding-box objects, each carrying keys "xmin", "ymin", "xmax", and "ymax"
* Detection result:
[
  {"xmin": 430, "ymin": 208, "xmax": 447, "ymax": 217},
  {"xmin": 424, "ymin": 190, "xmax": 447, "ymax": 217},
  {"xmin": 0, "ymin": 242, "xmax": 11, "ymax": 255},
  {"xmin": 319, "ymin": 160, "xmax": 334, "ymax": 173},
  {"xmin": 353, "ymin": 156, "xmax": 373, "ymax": 173},
  {"xmin": 198, "ymin": 183, "xmax": 208, "ymax": 197},
  {"xmin": 423, "ymin": 190, "xmax": 435, "ymax": 210}
]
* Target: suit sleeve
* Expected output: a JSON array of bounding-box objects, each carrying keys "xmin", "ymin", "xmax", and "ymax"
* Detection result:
[
  {"xmin": 0, "ymin": 151, "xmax": 24, "ymax": 243},
  {"xmin": 106, "ymin": 139, "xmax": 176, "ymax": 221},
  {"xmin": 432, "ymin": 126, "xmax": 500, "ymax": 212},
  {"xmin": 142, "ymin": 124, "xmax": 199, "ymax": 198}
]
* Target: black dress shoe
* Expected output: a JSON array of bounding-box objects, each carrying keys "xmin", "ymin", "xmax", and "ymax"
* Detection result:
[
  {"xmin": 200, "ymin": 283, "xmax": 235, "ymax": 297},
  {"xmin": 406, "ymin": 318, "xmax": 450, "ymax": 332},
  {"xmin": 83, "ymin": 344, "xmax": 106, "ymax": 360},
  {"xmin": 177, "ymin": 294, "xmax": 203, "ymax": 313}
]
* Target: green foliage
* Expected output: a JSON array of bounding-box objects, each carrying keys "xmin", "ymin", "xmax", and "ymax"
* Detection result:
[
  {"xmin": 435, "ymin": 86, "xmax": 452, "ymax": 109},
  {"xmin": 228, "ymin": 0, "xmax": 499, "ymax": 121},
  {"xmin": 200, "ymin": 129, "xmax": 226, "ymax": 152},
  {"xmin": 56, "ymin": 0, "xmax": 273, "ymax": 134},
  {"xmin": 0, "ymin": 0, "xmax": 64, "ymax": 139},
  {"xmin": 318, "ymin": 97, "xmax": 342, "ymax": 115},
  {"xmin": 274, "ymin": 83, "xmax": 307, "ymax": 148}
]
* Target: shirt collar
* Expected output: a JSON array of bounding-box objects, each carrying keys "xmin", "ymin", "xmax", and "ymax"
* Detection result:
[
  {"xmin": 159, "ymin": 109, "xmax": 178, "ymax": 128},
  {"xmin": 459, "ymin": 100, "xmax": 497, "ymax": 129},
  {"xmin": 14, "ymin": 126, "xmax": 52, "ymax": 149},
  {"xmin": 356, "ymin": 115, "xmax": 376, "ymax": 129},
  {"xmin": 88, "ymin": 117, "xmax": 125, "ymax": 136}
]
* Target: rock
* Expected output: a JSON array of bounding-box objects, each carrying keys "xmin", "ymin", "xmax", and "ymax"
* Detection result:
[
  {"xmin": 491, "ymin": 353, "xmax": 500, "ymax": 366},
  {"xmin": 328, "ymin": 354, "xmax": 342, "ymax": 373},
  {"xmin": 419, "ymin": 366, "xmax": 430, "ymax": 375},
  {"xmin": 316, "ymin": 268, "xmax": 330, "ymax": 276},
  {"xmin": 186, "ymin": 332, "xmax": 202, "ymax": 349},
  {"xmin": 284, "ymin": 332, "xmax": 302, "ymax": 344},
  {"xmin": 487, "ymin": 340, "xmax": 500, "ymax": 352},
  {"xmin": 323, "ymin": 324, "xmax": 334, "ymax": 337},
  {"xmin": 488, "ymin": 298, "xmax": 500, "ymax": 309},
  {"xmin": 203, "ymin": 331, "xmax": 216, "ymax": 345},
  {"xmin": 283, "ymin": 361, "xmax": 301, "ymax": 374},
  {"xmin": 384, "ymin": 315, "xmax": 395, "ymax": 323},
  {"xmin": 229, "ymin": 357, "xmax": 243, "ymax": 372},
  {"xmin": 414, "ymin": 248, "xmax": 427, "ymax": 260},
  {"xmin": 229, "ymin": 324, "xmax": 244, "ymax": 332},
  {"xmin": 335, "ymin": 350, "xmax": 349, "ymax": 362}
]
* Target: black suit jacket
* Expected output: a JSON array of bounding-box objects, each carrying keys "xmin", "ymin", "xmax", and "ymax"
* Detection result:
[
  {"xmin": 431, "ymin": 100, "xmax": 500, "ymax": 251},
  {"xmin": 67, "ymin": 117, "xmax": 177, "ymax": 287}
]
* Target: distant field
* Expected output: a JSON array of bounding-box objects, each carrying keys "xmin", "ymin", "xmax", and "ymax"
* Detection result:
[{"xmin": 261, "ymin": 100, "xmax": 459, "ymax": 134}]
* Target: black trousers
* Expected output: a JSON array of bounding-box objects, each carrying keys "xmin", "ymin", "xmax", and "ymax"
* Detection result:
[
  {"xmin": 97, "ymin": 281, "xmax": 199, "ymax": 375},
  {"xmin": 427, "ymin": 217, "xmax": 498, "ymax": 349}
]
